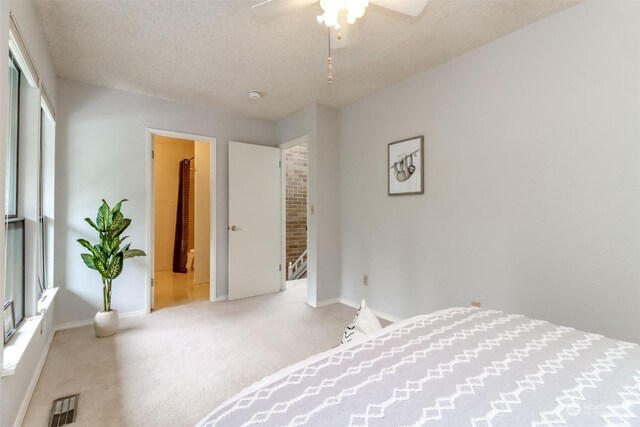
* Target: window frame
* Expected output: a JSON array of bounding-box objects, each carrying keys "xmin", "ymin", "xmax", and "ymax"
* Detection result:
[
  {"xmin": 5, "ymin": 218, "xmax": 26, "ymax": 329},
  {"xmin": 37, "ymin": 106, "xmax": 47, "ymax": 294},
  {"xmin": 6, "ymin": 51, "xmax": 21, "ymax": 219},
  {"xmin": 5, "ymin": 51, "xmax": 26, "ymax": 329}
]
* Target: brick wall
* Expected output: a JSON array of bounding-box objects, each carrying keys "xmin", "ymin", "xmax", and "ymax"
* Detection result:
[{"xmin": 285, "ymin": 143, "xmax": 308, "ymax": 268}]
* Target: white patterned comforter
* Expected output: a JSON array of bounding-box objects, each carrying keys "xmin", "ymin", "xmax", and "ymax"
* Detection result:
[{"xmin": 196, "ymin": 307, "xmax": 640, "ymax": 427}]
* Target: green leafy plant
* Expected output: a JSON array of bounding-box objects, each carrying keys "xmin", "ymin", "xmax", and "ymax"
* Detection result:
[{"xmin": 78, "ymin": 199, "xmax": 146, "ymax": 312}]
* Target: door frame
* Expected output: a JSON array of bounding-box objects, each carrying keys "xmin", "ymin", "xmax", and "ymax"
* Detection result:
[
  {"xmin": 279, "ymin": 135, "xmax": 310, "ymax": 290},
  {"xmin": 145, "ymin": 128, "xmax": 217, "ymax": 313}
]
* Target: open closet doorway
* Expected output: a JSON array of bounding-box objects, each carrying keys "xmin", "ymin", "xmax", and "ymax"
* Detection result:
[
  {"xmin": 149, "ymin": 131, "xmax": 214, "ymax": 311},
  {"xmin": 281, "ymin": 136, "xmax": 309, "ymax": 295}
]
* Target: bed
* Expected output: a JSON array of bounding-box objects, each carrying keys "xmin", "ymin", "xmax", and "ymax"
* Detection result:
[{"xmin": 197, "ymin": 307, "xmax": 640, "ymax": 426}]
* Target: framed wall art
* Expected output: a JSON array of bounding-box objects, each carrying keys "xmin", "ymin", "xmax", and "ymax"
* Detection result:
[{"xmin": 388, "ymin": 136, "xmax": 424, "ymax": 196}]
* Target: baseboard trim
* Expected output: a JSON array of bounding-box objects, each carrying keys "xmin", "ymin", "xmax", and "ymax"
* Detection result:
[
  {"xmin": 55, "ymin": 309, "xmax": 147, "ymax": 332},
  {"xmin": 13, "ymin": 325, "xmax": 55, "ymax": 427},
  {"xmin": 338, "ymin": 298, "xmax": 403, "ymax": 323},
  {"xmin": 214, "ymin": 295, "xmax": 228, "ymax": 302},
  {"xmin": 55, "ymin": 319, "xmax": 93, "ymax": 331},
  {"xmin": 120, "ymin": 309, "xmax": 147, "ymax": 319},
  {"xmin": 306, "ymin": 298, "xmax": 339, "ymax": 308}
]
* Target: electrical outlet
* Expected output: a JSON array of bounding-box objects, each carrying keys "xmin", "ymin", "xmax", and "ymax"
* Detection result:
[
  {"xmin": 471, "ymin": 301, "xmax": 481, "ymax": 308},
  {"xmin": 363, "ymin": 274, "xmax": 369, "ymax": 286}
]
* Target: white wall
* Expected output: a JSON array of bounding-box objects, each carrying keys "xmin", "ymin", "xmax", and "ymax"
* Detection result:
[
  {"xmin": 339, "ymin": 1, "xmax": 640, "ymax": 343},
  {"xmin": 54, "ymin": 78, "xmax": 275, "ymax": 325},
  {"xmin": 276, "ymin": 103, "xmax": 340, "ymax": 305},
  {"xmin": 1, "ymin": 299, "xmax": 57, "ymax": 427},
  {"xmin": 314, "ymin": 105, "xmax": 340, "ymax": 302}
]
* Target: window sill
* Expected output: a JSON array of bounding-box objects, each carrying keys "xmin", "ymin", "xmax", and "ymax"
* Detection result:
[{"xmin": 2, "ymin": 287, "xmax": 58, "ymax": 377}]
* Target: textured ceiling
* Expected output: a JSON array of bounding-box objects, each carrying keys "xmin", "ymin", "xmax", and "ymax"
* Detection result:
[{"xmin": 35, "ymin": 0, "xmax": 577, "ymax": 121}]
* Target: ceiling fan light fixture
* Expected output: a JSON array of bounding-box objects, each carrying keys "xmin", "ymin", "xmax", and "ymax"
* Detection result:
[
  {"xmin": 347, "ymin": 0, "xmax": 368, "ymax": 21},
  {"xmin": 318, "ymin": 11, "xmax": 340, "ymax": 29},
  {"xmin": 318, "ymin": 0, "xmax": 368, "ymax": 30}
]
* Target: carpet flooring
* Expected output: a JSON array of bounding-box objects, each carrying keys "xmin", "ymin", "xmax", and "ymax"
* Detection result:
[{"xmin": 22, "ymin": 281, "xmax": 357, "ymax": 426}]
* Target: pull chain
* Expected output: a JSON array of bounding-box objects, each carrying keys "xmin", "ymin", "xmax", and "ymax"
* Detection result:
[{"xmin": 327, "ymin": 28, "xmax": 333, "ymax": 84}]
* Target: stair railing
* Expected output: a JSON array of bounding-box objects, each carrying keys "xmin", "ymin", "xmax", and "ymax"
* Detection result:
[{"xmin": 287, "ymin": 249, "xmax": 308, "ymax": 280}]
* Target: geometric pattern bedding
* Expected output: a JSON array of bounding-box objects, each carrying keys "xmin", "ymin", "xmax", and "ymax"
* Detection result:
[{"xmin": 196, "ymin": 307, "xmax": 640, "ymax": 427}]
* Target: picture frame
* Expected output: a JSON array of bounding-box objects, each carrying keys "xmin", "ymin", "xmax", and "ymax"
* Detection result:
[
  {"xmin": 388, "ymin": 136, "xmax": 424, "ymax": 196},
  {"xmin": 4, "ymin": 300, "xmax": 16, "ymax": 343}
]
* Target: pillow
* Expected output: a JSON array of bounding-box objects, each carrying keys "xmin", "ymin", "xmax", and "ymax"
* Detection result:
[{"xmin": 340, "ymin": 299, "xmax": 382, "ymax": 345}]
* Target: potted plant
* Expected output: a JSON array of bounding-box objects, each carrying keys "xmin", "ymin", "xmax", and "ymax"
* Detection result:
[{"xmin": 78, "ymin": 199, "xmax": 146, "ymax": 337}]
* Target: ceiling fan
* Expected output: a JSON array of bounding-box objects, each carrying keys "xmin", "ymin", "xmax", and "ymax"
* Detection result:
[
  {"xmin": 251, "ymin": 0, "xmax": 429, "ymax": 28},
  {"xmin": 251, "ymin": 0, "xmax": 429, "ymax": 84}
]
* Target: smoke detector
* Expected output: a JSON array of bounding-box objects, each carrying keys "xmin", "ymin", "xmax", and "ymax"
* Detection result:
[{"xmin": 248, "ymin": 90, "xmax": 263, "ymax": 100}]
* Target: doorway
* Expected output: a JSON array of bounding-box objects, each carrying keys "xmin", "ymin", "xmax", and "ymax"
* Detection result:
[
  {"xmin": 146, "ymin": 130, "xmax": 215, "ymax": 312},
  {"xmin": 281, "ymin": 137, "xmax": 309, "ymax": 292}
]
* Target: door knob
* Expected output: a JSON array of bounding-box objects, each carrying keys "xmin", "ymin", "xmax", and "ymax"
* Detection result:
[{"xmin": 230, "ymin": 225, "xmax": 237, "ymax": 231}]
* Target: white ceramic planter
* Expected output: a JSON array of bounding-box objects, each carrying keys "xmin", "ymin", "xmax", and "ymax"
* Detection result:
[{"xmin": 94, "ymin": 310, "xmax": 119, "ymax": 338}]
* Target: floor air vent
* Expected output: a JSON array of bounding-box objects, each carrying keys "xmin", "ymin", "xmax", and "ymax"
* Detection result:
[{"xmin": 49, "ymin": 394, "xmax": 79, "ymax": 426}]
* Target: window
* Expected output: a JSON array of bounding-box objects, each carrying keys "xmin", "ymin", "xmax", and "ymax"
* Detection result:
[
  {"xmin": 6, "ymin": 52, "xmax": 19, "ymax": 217},
  {"xmin": 37, "ymin": 106, "xmax": 55, "ymax": 293},
  {"xmin": 5, "ymin": 52, "xmax": 25, "ymax": 328},
  {"xmin": 5, "ymin": 219, "xmax": 25, "ymax": 329},
  {"xmin": 37, "ymin": 107, "xmax": 46, "ymax": 294},
  {"xmin": 3, "ymin": 19, "xmax": 56, "ymax": 338},
  {"xmin": 39, "ymin": 98, "xmax": 56, "ymax": 294}
]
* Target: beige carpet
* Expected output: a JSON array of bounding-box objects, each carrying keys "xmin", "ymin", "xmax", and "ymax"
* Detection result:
[{"xmin": 23, "ymin": 281, "xmax": 357, "ymax": 426}]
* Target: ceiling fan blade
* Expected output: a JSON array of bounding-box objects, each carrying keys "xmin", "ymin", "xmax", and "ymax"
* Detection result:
[
  {"xmin": 251, "ymin": 0, "xmax": 318, "ymax": 22},
  {"xmin": 369, "ymin": 0, "xmax": 428, "ymax": 17}
]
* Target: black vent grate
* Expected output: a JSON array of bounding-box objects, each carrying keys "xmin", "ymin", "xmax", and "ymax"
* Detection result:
[{"xmin": 49, "ymin": 394, "xmax": 79, "ymax": 426}]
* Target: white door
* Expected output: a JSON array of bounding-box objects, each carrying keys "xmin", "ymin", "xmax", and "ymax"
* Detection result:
[{"xmin": 228, "ymin": 141, "xmax": 282, "ymax": 300}]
